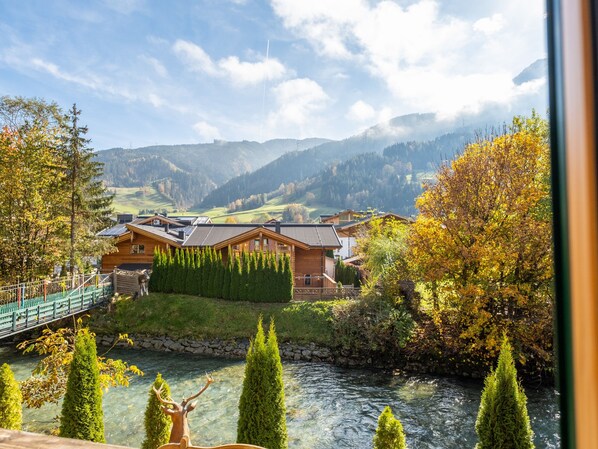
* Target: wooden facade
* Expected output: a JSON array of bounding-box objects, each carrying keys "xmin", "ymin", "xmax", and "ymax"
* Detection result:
[
  {"xmin": 101, "ymin": 232, "xmax": 170, "ymax": 272},
  {"xmin": 100, "ymin": 220, "xmax": 342, "ymax": 288}
]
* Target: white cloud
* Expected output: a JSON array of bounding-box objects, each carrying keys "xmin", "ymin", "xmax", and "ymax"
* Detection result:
[
  {"xmin": 218, "ymin": 56, "xmax": 286, "ymax": 86},
  {"xmin": 193, "ymin": 121, "xmax": 221, "ymax": 142},
  {"xmin": 271, "ymin": 0, "xmax": 547, "ymax": 116},
  {"xmin": 173, "ymin": 39, "xmax": 287, "ymax": 86},
  {"xmin": 173, "ymin": 40, "xmax": 218, "ymax": 76},
  {"xmin": 347, "ymin": 100, "xmax": 375, "ymax": 122},
  {"xmin": 268, "ymin": 78, "xmax": 329, "ymax": 131},
  {"xmin": 139, "ymin": 55, "xmax": 168, "ymax": 77},
  {"xmin": 473, "ymin": 13, "xmax": 505, "ymax": 35}
]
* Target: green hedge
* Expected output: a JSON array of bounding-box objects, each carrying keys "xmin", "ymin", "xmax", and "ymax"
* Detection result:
[{"xmin": 150, "ymin": 248, "xmax": 293, "ymax": 302}]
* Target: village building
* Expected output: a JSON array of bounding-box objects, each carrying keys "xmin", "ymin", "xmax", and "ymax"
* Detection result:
[
  {"xmin": 99, "ymin": 215, "xmax": 342, "ymax": 288},
  {"xmin": 320, "ymin": 210, "xmax": 413, "ymax": 259}
]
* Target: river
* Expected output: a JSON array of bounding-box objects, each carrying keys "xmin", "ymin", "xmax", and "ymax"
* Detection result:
[{"xmin": 1, "ymin": 346, "xmax": 560, "ymax": 448}]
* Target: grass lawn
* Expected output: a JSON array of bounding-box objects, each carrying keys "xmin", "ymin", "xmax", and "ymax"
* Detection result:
[
  {"xmin": 195, "ymin": 195, "xmax": 338, "ymax": 224},
  {"xmin": 90, "ymin": 293, "xmax": 347, "ymax": 346},
  {"xmin": 110, "ymin": 186, "xmax": 175, "ymax": 214}
]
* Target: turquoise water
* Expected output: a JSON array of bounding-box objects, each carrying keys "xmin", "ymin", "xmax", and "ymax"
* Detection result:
[{"xmin": 1, "ymin": 347, "xmax": 560, "ymax": 448}]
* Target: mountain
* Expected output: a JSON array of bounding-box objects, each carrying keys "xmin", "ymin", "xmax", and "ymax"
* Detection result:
[
  {"xmin": 97, "ymin": 138, "xmax": 329, "ymax": 208},
  {"xmin": 198, "ymin": 113, "xmax": 477, "ymax": 208},
  {"xmin": 513, "ymin": 58, "xmax": 547, "ymax": 85},
  {"xmin": 288, "ymin": 132, "xmax": 472, "ymax": 216}
]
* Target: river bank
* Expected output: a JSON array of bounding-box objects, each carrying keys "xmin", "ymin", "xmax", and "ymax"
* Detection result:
[{"xmin": 1, "ymin": 346, "xmax": 560, "ymax": 449}]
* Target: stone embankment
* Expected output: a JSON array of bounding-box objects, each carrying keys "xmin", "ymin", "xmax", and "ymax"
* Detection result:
[{"xmin": 96, "ymin": 334, "xmax": 363, "ymax": 366}]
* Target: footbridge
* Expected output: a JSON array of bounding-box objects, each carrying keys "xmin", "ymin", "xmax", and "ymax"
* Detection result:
[{"xmin": 0, "ymin": 274, "xmax": 113, "ymax": 339}]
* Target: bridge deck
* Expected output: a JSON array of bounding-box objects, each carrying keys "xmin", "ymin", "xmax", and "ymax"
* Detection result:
[{"xmin": 0, "ymin": 277, "xmax": 113, "ymax": 340}]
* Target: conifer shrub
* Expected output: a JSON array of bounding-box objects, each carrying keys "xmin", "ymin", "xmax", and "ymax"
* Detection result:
[
  {"xmin": 237, "ymin": 318, "xmax": 288, "ymax": 449},
  {"xmin": 141, "ymin": 373, "xmax": 172, "ymax": 449},
  {"xmin": 283, "ymin": 255, "xmax": 293, "ymax": 302},
  {"xmin": 222, "ymin": 257, "xmax": 232, "ymax": 300},
  {"xmin": 475, "ymin": 337, "xmax": 534, "ymax": 449},
  {"xmin": 59, "ymin": 329, "xmax": 105, "ymax": 442},
  {"xmin": 231, "ymin": 255, "xmax": 241, "ymax": 301},
  {"xmin": 0, "ymin": 363, "xmax": 22, "ymax": 430},
  {"xmin": 374, "ymin": 406, "xmax": 407, "ymax": 449},
  {"xmin": 148, "ymin": 249, "xmax": 161, "ymax": 292}
]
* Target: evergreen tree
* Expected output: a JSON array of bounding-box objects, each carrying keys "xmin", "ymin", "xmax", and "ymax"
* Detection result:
[
  {"xmin": 195, "ymin": 250, "xmax": 203, "ymax": 296},
  {"xmin": 222, "ymin": 255, "xmax": 232, "ymax": 300},
  {"xmin": 59, "ymin": 329, "xmax": 105, "ymax": 443},
  {"xmin": 187, "ymin": 252, "xmax": 196, "ymax": 295},
  {"xmin": 63, "ymin": 104, "xmax": 113, "ymax": 276},
  {"xmin": 159, "ymin": 250, "xmax": 169, "ymax": 292},
  {"xmin": 283, "ymin": 255, "xmax": 293, "ymax": 302},
  {"xmin": 475, "ymin": 337, "xmax": 534, "ymax": 449},
  {"xmin": 276, "ymin": 257, "xmax": 285, "ymax": 302},
  {"xmin": 237, "ymin": 318, "xmax": 288, "ymax": 449},
  {"xmin": 246, "ymin": 252, "xmax": 256, "ymax": 302},
  {"xmin": 148, "ymin": 249, "xmax": 161, "ymax": 293},
  {"xmin": 215, "ymin": 252, "xmax": 224, "ymax": 298},
  {"xmin": 240, "ymin": 252, "xmax": 250, "ymax": 301},
  {"xmin": 164, "ymin": 251, "xmax": 175, "ymax": 293},
  {"xmin": 230, "ymin": 255, "xmax": 241, "ymax": 301},
  {"xmin": 141, "ymin": 373, "xmax": 172, "ymax": 449},
  {"xmin": 203, "ymin": 249, "xmax": 212, "ymax": 297},
  {"xmin": 0, "ymin": 363, "xmax": 22, "ymax": 430},
  {"xmin": 256, "ymin": 252, "xmax": 265, "ymax": 302},
  {"xmin": 373, "ymin": 406, "xmax": 407, "ymax": 449}
]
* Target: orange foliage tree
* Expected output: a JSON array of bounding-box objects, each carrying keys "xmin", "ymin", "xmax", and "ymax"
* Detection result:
[{"xmin": 407, "ymin": 114, "xmax": 553, "ymax": 373}]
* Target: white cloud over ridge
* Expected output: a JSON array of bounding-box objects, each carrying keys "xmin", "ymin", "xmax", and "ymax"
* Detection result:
[
  {"xmin": 193, "ymin": 121, "xmax": 221, "ymax": 142},
  {"xmin": 173, "ymin": 39, "xmax": 286, "ymax": 86},
  {"xmin": 347, "ymin": 100, "xmax": 375, "ymax": 122},
  {"xmin": 267, "ymin": 78, "xmax": 329, "ymax": 135}
]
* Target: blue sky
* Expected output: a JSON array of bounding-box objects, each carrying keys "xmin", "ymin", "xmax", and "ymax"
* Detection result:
[{"xmin": 0, "ymin": 0, "xmax": 547, "ymax": 150}]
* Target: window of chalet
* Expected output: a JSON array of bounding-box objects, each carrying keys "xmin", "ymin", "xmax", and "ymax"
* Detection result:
[
  {"xmin": 263, "ymin": 238, "xmax": 269, "ymax": 250},
  {"xmin": 254, "ymin": 239, "xmax": 260, "ymax": 250},
  {"xmin": 304, "ymin": 274, "xmax": 311, "ymax": 286},
  {"xmin": 131, "ymin": 244, "xmax": 145, "ymax": 254}
]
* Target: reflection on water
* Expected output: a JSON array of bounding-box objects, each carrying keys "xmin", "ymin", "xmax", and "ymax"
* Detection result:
[{"xmin": 0, "ymin": 346, "xmax": 560, "ymax": 449}]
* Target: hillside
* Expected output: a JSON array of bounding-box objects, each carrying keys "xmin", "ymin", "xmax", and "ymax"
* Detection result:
[
  {"xmin": 97, "ymin": 138, "xmax": 329, "ymax": 208},
  {"xmin": 198, "ymin": 113, "xmax": 475, "ymax": 209}
]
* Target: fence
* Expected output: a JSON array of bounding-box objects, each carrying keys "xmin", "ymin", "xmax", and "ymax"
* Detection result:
[{"xmin": 293, "ymin": 286, "xmax": 359, "ymax": 301}]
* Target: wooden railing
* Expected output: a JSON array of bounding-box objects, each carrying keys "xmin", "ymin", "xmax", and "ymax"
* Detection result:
[{"xmin": 293, "ymin": 286, "xmax": 359, "ymax": 301}]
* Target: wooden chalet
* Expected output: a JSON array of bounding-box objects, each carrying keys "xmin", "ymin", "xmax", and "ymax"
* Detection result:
[{"xmin": 99, "ymin": 215, "xmax": 342, "ymax": 288}]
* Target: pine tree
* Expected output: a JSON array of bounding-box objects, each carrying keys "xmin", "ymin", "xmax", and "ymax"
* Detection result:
[
  {"xmin": 276, "ymin": 257, "xmax": 285, "ymax": 302},
  {"xmin": 373, "ymin": 406, "xmax": 407, "ymax": 449},
  {"xmin": 141, "ymin": 373, "xmax": 172, "ymax": 449},
  {"xmin": 164, "ymin": 251, "xmax": 175, "ymax": 293},
  {"xmin": 159, "ymin": 250, "xmax": 169, "ymax": 292},
  {"xmin": 0, "ymin": 363, "xmax": 22, "ymax": 430},
  {"xmin": 195, "ymin": 250, "xmax": 203, "ymax": 296},
  {"xmin": 256, "ymin": 252, "xmax": 265, "ymax": 302},
  {"xmin": 215, "ymin": 252, "xmax": 224, "ymax": 298},
  {"xmin": 237, "ymin": 318, "xmax": 288, "ymax": 449},
  {"xmin": 475, "ymin": 337, "xmax": 534, "ymax": 449},
  {"xmin": 63, "ymin": 104, "xmax": 113, "ymax": 276},
  {"xmin": 59, "ymin": 330, "xmax": 105, "ymax": 442}
]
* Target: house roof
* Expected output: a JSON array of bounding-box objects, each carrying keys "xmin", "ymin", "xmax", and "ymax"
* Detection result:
[
  {"xmin": 335, "ymin": 212, "xmax": 413, "ymax": 233},
  {"xmin": 98, "ymin": 215, "xmax": 211, "ymax": 238},
  {"xmin": 185, "ymin": 223, "xmax": 341, "ymax": 249}
]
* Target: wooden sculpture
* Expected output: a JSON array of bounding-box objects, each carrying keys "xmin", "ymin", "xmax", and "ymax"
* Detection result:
[{"xmin": 153, "ymin": 375, "xmax": 265, "ymax": 449}]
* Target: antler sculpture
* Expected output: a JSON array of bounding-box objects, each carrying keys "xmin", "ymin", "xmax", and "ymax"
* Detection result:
[{"xmin": 153, "ymin": 374, "xmax": 214, "ymax": 445}]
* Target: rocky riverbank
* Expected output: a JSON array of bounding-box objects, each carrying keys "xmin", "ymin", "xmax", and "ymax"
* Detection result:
[{"xmin": 95, "ymin": 333, "xmax": 366, "ymax": 367}]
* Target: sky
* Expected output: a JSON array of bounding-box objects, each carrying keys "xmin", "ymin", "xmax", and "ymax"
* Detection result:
[{"xmin": 0, "ymin": 0, "xmax": 547, "ymax": 150}]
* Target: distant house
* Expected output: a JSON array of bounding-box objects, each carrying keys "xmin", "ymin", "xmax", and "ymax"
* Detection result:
[
  {"xmin": 321, "ymin": 210, "xmax": 412, "ymax": 259},
  {"xmin": 99, "ymin": 215, "xmax": 342, "ymax": 288}
]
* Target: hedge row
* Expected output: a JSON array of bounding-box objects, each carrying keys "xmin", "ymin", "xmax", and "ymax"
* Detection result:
[
  {"xmin": 335, "ymin": 259, "xmax": 360, "ymax": 287},
  {"xmin": 149, "ymin": 248, "xmax": 293, "ymax": 302}
]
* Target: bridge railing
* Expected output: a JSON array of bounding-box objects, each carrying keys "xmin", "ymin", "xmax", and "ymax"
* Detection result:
[
  {"xmin": 0, "ymin": 274, "xmax": 111, "ymax": 309},
  {"xmin": 0, "ymin": 273, "xmax": 114, "ymax": 338}
]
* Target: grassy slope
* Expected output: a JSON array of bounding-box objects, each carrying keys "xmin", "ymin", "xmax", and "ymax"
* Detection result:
[
  {"xmin": 91, "ymin": 294, "xmax": 346, "ymax": 346},
  {"xmin": 194, "ymin": 195, "xmax": 339, "ymax": 223},
  {"xmin": 110, "ymin": 187, "xmax": 175, "ymax": 214},
  {"xmin": 110, "ymin": 185, "xmax": 339, "ymax": 222}
]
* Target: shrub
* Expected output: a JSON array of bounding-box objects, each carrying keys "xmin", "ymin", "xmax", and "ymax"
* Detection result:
[
  {"xmin": 373, "ymin": 406, "xmax": 407, "ymax": 449},
  {"xmin": 332, "ymin": 293, "xmax": 413, "ymax": 362},
  {"xmin": 237, "ymin": 318, "xmax": 288, "ymax": 449},
  {"xmin": 59, "ymin": 329, "xmax": 105, "ymax": 442},
  {"xmin": 475, "ymin": 337, "xmax": 534, "ymax": 449},
  {"xmin": 0, "ymin": 363, "xmax": 22, "ymax": 430},
  {"xmin": 142, "ymin": 373, "xmax": 172, "ymax": 449}
]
